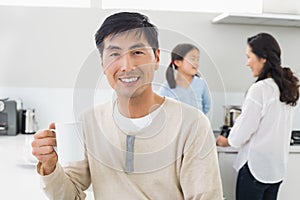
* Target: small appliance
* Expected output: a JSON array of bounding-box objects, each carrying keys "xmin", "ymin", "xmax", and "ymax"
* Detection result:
[
  {"xmin": 291, "ymin": 130, "xmax": 300, "ymax": 145},
  {"xmin": 0, "ymin": 98, "xmax": 37, "ymax": 135},
  {"xmin": 24, "ymin": 108, "xmax": 37, "ymax": 134},
  {"xmin": 220, "ymin": 105, "xmax": 241, "ymax": 137},
  {"xmin": 0, "ymin": 99, "xmax": 18, "ymax": 136}
]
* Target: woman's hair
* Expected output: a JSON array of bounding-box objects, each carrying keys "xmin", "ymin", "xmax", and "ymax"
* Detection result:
[
  {"xmin": 166, "ymin": 43, "xmax": 199, "ymax": 88},
  {"xmin": 248, "ymin": 32, "xmax": 299, "ymax": 106}
]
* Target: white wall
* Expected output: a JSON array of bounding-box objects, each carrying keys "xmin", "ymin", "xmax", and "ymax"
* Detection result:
[
  {"xmin": 1, "ymin": 6, "xmax": 300, "ymax": 130},
  {"xmin": 102, "ymin": 0, "xmax": 262, "ymax": 13},
  {"xmin": 1, "ymin": 6, "xmax": 300, "ymax": 90}
]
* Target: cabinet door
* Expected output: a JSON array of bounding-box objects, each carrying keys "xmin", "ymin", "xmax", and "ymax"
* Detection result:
[
  {"xmin": 277, "ymin": 152, "xmax": 300, "ymax": 200},
  {"xmin": 218, "ymin": 152, "xmax": 237, "ymax": 200}
]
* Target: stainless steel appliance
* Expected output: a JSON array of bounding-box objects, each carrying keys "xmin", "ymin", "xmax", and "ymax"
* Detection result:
[
  {"xmin": 220, "ymin": 105, "xmax": 241, "ymax": 137},
  {"xmin": 0, "ymin": 99, "xmax": 18, "ymax": 136},
  {"xmin": 24, "ymin": 108, "xmax": 37, "ymax": 134},
  {"xmin": 0, "ymin": 98, "xmax": 37, "ymax": 135},
  {"xmin": 291, "ymin": 130, "xmax": 300, "ymax": 145}
]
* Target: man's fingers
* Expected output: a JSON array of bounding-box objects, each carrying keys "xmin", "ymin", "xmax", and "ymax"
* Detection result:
[
  {"xmin": 49, "ymin": 122, "xmax": 56, "ymax": 130},
  {"xmin": 34, "ymin": 151, "xmax": 57, "ymax": 163},
  {"xmin": 32, "ymin": 145, "xmax": 54, "ymax": 155},
  {"xmin": 33, "ymin": 129, "xmax": 56, "ymax": 140},
  {"xmin": 31, "ymin": 137, "xmax": 56, "ymax": 148}
]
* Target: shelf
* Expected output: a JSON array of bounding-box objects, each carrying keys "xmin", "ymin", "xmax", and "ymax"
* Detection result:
[{"xmin": 212, "ymin": 12, "xmax": 300, "ymax": 27}]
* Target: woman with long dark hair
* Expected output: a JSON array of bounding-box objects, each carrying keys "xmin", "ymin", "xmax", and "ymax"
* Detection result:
[
  {"xmin": 216, "ymin": 32, "xmax": 299, "ymax": 200},
  {"xmin": 158, "ymin": 43, "xmax": 211, "ymax": 114}
]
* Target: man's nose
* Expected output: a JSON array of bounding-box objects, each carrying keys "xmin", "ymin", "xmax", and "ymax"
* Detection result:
[{"xmin": 119, "ymin": 53, "xmax": 135, "ymax": 72}]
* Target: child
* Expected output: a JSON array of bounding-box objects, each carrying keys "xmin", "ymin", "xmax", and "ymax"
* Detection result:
[{"xmin": 158, "ymin": 43, "xmax": 211, "ymax": 114}]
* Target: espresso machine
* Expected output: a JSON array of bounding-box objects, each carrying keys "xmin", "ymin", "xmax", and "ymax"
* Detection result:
[
  {"xmin": 220, "ymin": 105, "xmax": 241, "ymax": 137},
  {"xmin": 0, "ymin": 98, "xmax": 37, "ymax": 135},
  {"xmin": 0, "ymin": 99, "xmax": 18, "ymax": 135}
]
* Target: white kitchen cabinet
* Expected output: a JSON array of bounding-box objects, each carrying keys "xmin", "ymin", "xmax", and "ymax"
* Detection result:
[
  {"xmin": 278, "ymin": 151, "xmax": 300, "ymax": 200},
  {"xmin": 218, "ymin": 146, "xmax": 300, "ymax": 200},
  {"xmin": 218, "ymin": 148, "xmax": 238, "ymax": 200}
]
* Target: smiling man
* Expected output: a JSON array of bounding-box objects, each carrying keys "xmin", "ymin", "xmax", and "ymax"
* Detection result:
[
  {"xmin": 100, "ymin": 31, "xmax": 162, "ymax": 116},
  {"xmin": 31, "ymin": 12, "xmax": 223, "ymax": 199}
]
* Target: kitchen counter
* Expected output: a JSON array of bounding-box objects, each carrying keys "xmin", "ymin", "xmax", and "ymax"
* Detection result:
[
  {"xmin": 217, "ymin": 145, "xmax": 300, "ymax": 153},
  {"xmin": 214, "ymin": 129, "xmax": 300, "ymax": 153},
  {"xmin": 0, "ymin": 134, "xmax": 94, "ymax": 199}
]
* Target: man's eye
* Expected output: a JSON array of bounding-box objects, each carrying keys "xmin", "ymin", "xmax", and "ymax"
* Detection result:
[{"xmin": 133, "ymin": 50, "xmax": 144, "ymax": 55}]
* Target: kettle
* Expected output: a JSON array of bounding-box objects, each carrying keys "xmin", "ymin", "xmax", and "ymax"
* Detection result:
[{"xmin": 24, "ymin": 108, "xmax": 37, "ymax": 134}]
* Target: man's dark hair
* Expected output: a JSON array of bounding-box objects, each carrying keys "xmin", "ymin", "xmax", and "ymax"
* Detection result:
[{"xmin": 95, "ymin": 12, "xmax": 159, "ymax": 55}]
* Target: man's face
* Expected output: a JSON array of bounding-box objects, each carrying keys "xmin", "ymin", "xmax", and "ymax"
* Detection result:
[{"xmin": 101, "ymin": 31, "xmax": 160, "ymax": 99}]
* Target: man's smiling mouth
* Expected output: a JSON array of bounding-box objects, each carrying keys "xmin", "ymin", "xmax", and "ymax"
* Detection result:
[{"xmin": 119, "ymin": 77, "xmax": 139, "ymax": 83}]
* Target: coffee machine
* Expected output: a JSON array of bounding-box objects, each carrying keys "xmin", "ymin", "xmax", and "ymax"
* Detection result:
[
  {"xmin": 0, "ymin": 99, "xmax": 18, "ymax": 136},
  {"xmin": 220, "ymin": 105, "xmax": 241, "ymax": 137},
  {"xmin": 0, "ymin": 98, "xmax": 37, "ymax": 135}
]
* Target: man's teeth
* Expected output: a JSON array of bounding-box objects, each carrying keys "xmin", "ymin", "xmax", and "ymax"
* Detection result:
[{"xmin": 120, "ymin": 77, "xmax": 138, "ymax": 83}]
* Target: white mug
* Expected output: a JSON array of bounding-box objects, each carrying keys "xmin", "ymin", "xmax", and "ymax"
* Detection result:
[{"xmin": 54, "ymin": 122, "xmax": 85, "ymax": 164}]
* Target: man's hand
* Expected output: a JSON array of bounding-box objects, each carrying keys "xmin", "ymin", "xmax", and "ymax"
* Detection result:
[{"xmin": 31, "ymin": 122, "xmax": 58, "ymax": 175}]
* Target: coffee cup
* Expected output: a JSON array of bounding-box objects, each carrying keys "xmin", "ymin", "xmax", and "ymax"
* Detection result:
[{"xmin": 54, "ymin": 122, "xmax": 85, "ymax": 164}]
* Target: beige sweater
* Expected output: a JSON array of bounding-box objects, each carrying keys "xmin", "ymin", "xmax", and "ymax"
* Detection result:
[{"xmin": 40, "ymin": 98, "xmax": 223, "ymax": 199}]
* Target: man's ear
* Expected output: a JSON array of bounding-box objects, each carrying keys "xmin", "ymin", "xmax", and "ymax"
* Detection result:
[{"xmin": 100, "ymin": 55, "xmax": 106, "ymax": 74}]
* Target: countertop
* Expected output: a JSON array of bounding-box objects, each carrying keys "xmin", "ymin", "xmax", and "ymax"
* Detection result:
[
  {"xmin": 0, "ymin": 134, "xmax": 94, "ymax": 199},
  {"xmin": 217, "ymin": 145, "xmax": 300, "ymax": 153},
  {"xmin": 213, "ymin": 130, "xmax": 300, "ymax": 153}
]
